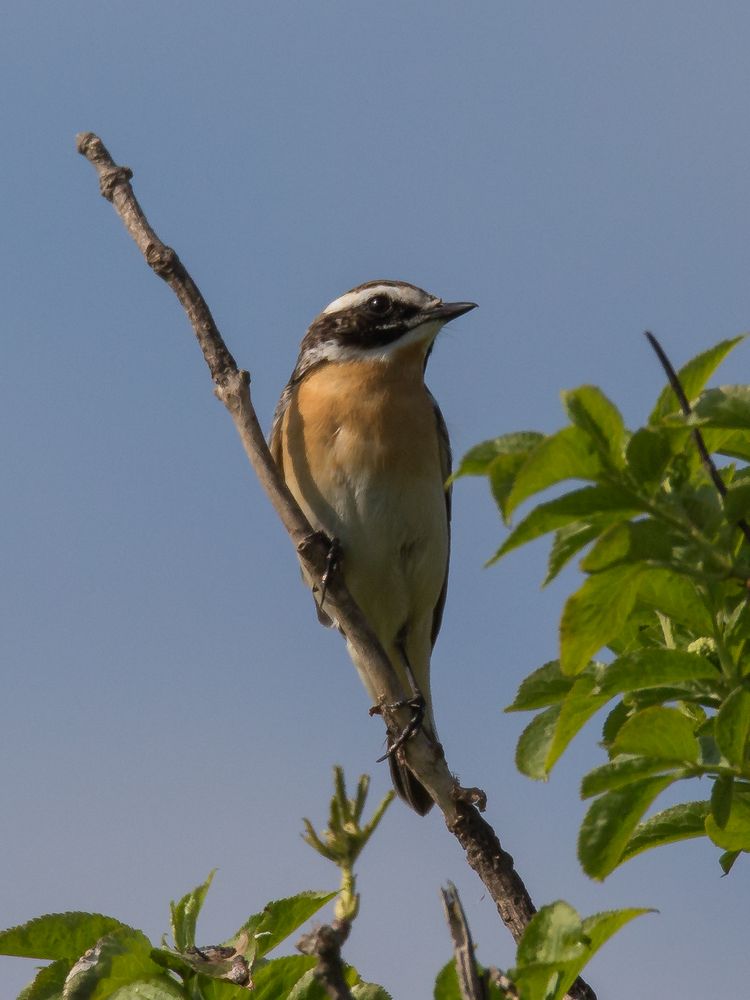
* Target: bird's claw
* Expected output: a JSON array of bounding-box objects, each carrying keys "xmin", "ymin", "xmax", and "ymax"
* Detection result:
[
  {"xmin": 319, "ymin": 535, "xmax": 341, "ymax": 608},
  {"xmin": 376, "ymin": 695, "xmax": 426, "ymax": 763}
]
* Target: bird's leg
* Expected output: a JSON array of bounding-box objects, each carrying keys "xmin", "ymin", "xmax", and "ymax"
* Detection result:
[
  {"xmin": 375, "ymin": 637, "xmax": 427, "ymax": 763},
  {"xmin": 318, "ymin": 534, "xmax": 341, "ymax": 609}
]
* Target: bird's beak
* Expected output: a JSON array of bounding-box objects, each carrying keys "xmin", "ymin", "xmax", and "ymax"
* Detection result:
[{"xmin": 428, "ymin": 300, "xmax": 478, "ymax": 322}]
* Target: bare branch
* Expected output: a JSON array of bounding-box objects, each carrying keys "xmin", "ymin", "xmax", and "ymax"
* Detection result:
[
  {"xmin": 298, "ymin": 920, "xmax": 354, "ymax": 1000},
  {"xmin": 76, "ymin": 133, "xmax": 595, "ymax": 998},
  {"xmin": 441, "ymin": 881, "xmax": 486, "ymax": 1000}
]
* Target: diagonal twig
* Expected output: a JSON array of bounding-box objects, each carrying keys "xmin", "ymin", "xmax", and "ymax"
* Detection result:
[
  {"xmin": 76, "ymin": 132, "xmax": 596, "ymax": 1000},
  {"xmin": 645, "ymin": 331, "xmax": 750, "ymax": 546}
]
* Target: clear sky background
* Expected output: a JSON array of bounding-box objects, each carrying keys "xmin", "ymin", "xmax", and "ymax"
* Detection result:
[{"xmin": 2, "ymin": 3, "xmax": 749, "ymax": 998}]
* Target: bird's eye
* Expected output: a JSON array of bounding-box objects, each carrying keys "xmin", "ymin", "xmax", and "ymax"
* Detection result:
[{"xmin": 365, "ymin": 295, "xmax": 393, "ymax": 317}]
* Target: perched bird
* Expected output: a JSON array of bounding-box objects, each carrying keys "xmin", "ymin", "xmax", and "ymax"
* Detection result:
[{"xmin": 270, "ymin": 280, "xmax": 476, "ymax": 814}]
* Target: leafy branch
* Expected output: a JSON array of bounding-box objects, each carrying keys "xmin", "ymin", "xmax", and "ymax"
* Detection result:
[{"xmin": 458, "ymin": 333, "xmax": 750, "ymax": 879}]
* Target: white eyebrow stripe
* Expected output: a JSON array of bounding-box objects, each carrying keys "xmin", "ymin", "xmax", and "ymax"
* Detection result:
[{"xmin": 322, "ymin": 283, "xmax": 431, "ymax": 315}]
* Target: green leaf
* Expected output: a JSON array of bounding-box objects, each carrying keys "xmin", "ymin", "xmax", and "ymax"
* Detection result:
[
  {"xmin": 724, "ymin": 482, "xmax": 750, "ymax": 523},
  {"xmin": 516, "ymin": 706, "xmax": 561, "ymax": 780},
  {"xmin": 621, "ymin": 800, "xmax": 711, "ymax": 862},
  {"xmin": 61, "ymin": 929, "xmax": 163, "ymax": 1000},
  {"xmin": 580, "ymin": 520, "xmax": 675, "ymax": 573},
  {"xmin": 598, "ymin": 648, "xmax": 720, "ymax": 697},
  {"xmin": 562, "ymin": 385, "xmax": 626, "ymax": 466},
  {"xmin": 705, "ymin": 784, "xmax": 750, "ymax": 850},
  {"xmin": 626, "ymin": 428, "xmax": 673, "ymax": 486},
  {"xmin": 488, "ymin": 452, "xmax": 536, "ymax": 523},
  {"xmin": 197, "ymin": 976, "xmax": 257, "ymax": 1000},
  {"xmin": 581, "ymin": 755, "xmax": 684, "ymax": 798},
  {"xmin": 546, "ymin": 677, "xmax": 611, "ymax": 772},
  {"xmin": 578, "ymin": 774, "xmax": 677, "ymax": 878},
  {"xmin": 492, "ymin": 486, "xmax": 643, "ymax": 563},
  {"xmin": 506, "ymin": 661, "xmax": 576, "ymax": 711},
  {"xmin": 717, "ymin": 429, "xmax": 750, "ymax": 463},
  {"xmin": 544, "ymin": 521, "xmax": 605, "ymax": 585},
  {"xmin": 715, "ymin": 686, "xmax": 750, "ymax": 768},
  {"xmin": 433, "ymin": 961, "xmax": 461, "ymax": 1000},
  {"xmin": 504, "ymin": 427, "xmax": 605, "ymax": 518},
  {"xmin": 229, "ymin": 891, "xmax": 337, "ymax": 960},
  {"xmin": 109, "ymin": 980, "xmax": 187, "ymax": 1000},
  {"xmin": 649, "ymin": 336, "xmax": 746, "ymax": 423},
  {"xmin": 0, "ymin": 914, "xmax": 133, "ymax": 962},
  {"xmin": 610, "ymin": 707, "xmax": 700, "ymax": 763},
  {"xmin": 711, "ymin": 774, "xmax": 733, "ymax": 828},
  {"xmin": 250, "ymin": 956, "xmax": 318, "ymax": 1000},
  {"xmin": 635, "ymin": 568, "xmax": 714, "ymax": 634},
  {"xmin": 17, "ymin": 960, "xmax": 69, "ymax": 1000},
  {"xmin": 719, "ymin": 850, "xmax": 741, "ymax": 875},
  {"xmin": 515, "ymin": 677, "xmax": 609, "ymax": 778},
  {"xmin": 688, "ymin": 385, "xmax": 750, "ymax": 429},
  {"xmin": 453, "ymin": 432, "xmax": 544, "ymax": 477},
  {"xmin": 560, "ymin": 565, "xmax": 643, "ymax": 675},
  {"xmin": 511, "ymin": 901, "xmax": 649, "ymax": 1000},
  {"xmin": 351, "ymin": 984, "xmax": 394, "ymax": 1000},
  {"xmin": 170, "ymin": 871, "xmax": 215, "ymax": 953}
]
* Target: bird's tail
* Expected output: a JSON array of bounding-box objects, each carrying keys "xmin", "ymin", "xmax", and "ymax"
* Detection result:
[{"xmin": 388, "ymin": 753, "xmax": 434, "ymax": 815}]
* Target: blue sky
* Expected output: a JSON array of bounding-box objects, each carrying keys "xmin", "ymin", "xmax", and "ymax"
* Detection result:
[{"xmin": 2, "ymin": 3, "xmax": 749, "ymax": 998}]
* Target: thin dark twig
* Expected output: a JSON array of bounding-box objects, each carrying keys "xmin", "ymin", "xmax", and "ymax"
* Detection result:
[{"xmin": 645, "ymin": 331, "xmax": 750, "ymax": 546}]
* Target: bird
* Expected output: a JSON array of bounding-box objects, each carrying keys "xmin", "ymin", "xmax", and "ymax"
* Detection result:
[{"xmin": 270, "ymin": 280, "xmax": 476, "ymax": 814}]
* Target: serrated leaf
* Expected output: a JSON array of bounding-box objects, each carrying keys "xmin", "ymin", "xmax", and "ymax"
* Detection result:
[
  {"xmin": 515, "ymin": 678, "xmax": 608, "ymax": 778},
  {"xmin": 229, "ymin": 891, "xmax": 336, "ymax": 960},
  {"xmin": 649, "ymin": 336, "xmax": 746, "ymax": 423},
  {"xmin": 578, "ymin": 774, "xmax": 677, "ymax": 878},
  {"xmin": 611, "ymin": 707, "xmax": 700, "ymax": 763},
  {"xmin": 688, "ymin": 385, "xmax": 750, "ymax": 429},
  {"xmin": 580, "ymin": 520, "xmax": 675, "ymax": 573},
  {"xmin": 489, "ymin": 452, "xmax": 536, "ymax": 524},
  {"xmin": 626, "ymin": 428, "xmax": 672, "ymax": 486},
  {"xmin": 717, "ymin": 429, "xmax": 750, "ymax": 463},
  {"xmin": 62, "ymin": 929, "xmax": 162, "ymax": 1000},
  {"xmin": 433, "ymin": 960, "xmax": 461, "ymax": 1000},
  {"xmin": 516, "ymin": 901, "xmax": 585, "ymax": 968},
  {"xmin": 715, "ymin": 686, "xmax": 750, "ymax": 767},
  {"xmin": 515, "ymin": 706, "xmax": 561, "ymax": 780},
  {"xmin": 170, "ymin": 871, "xmax": 215, "ymax": 954},
  {"xmin": 453, "ymin": 432, "xmax": 545, "ymax": 478},
  {"xmin": 504, "ymin": 427, "xmax": 605, "ymax": 518},
  {"xmin": 560, "ymin": 564, "xmax": 643, "ymax": 675},
  {"xmin": 546, "ymin": 677, "xmax": 610, "ymax": 772},
  {"xmin": 544, "ymin": 521, "xmax": 605, "ymax": 585},
  {"xmin": 705, "ymin": 784, "xmax": 750, "ymax": 850},
  {"xmin": 18, "ymin": 960, "xmax": 69, "ymax": 1000},
  {"xmin": 351, "ymin": 984, "xmax": 394, "ymax": 1000},
  {"xmin": 711, "ymin": 774, "xmax": 733, "ymax": 828},
  {"xmin": 598, "ymin": 648, "xmax": 720, "ymax": 697},
  {"xmin": 109, "ymin": 980, "xmax": 186, "ymax": 999},
  {"xmin": 512, "ymin": 901, "xmax": 648, "ymax": 1000},
  {"xmin": 0, "ymin": 914, "xmax": 133, "ymax": 963},
  {"xmin": 562, "ymin": 385, "xmax": 626, "ymax": 466},
  {"xmin": 581, "ymin": 756, "xmax": 683, "ymax": 798},
  {"xmin": 719, "ymin": 850, "xmax": 741, "ymax": 874},
  {"xmin": 621, "ymin": 800, "xmax": 711, "ymax": 862},
  {"xmin": 197, "ymin": 976, "xmax": 257, "ymax": 1000},
  {"xmin": 250, "ymin": 956, "xmax": 318, "ymax": 1000},
  {"xmin": 635, "ymin": 568, "xmax": 713, "ymax": 634},
  {"xmin": 506, "ymin": 661, "xmax": 576, "ymax": 711},
  {"xmin": 492, "ymin": 486, "xmax": 642, "ymax": 564}
]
